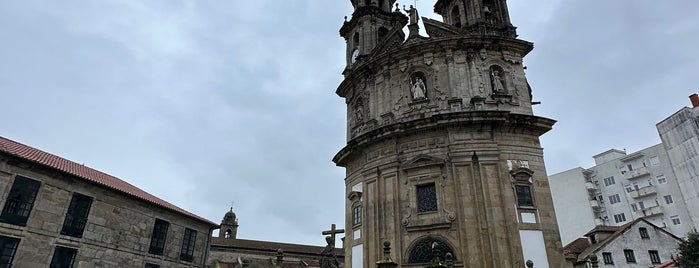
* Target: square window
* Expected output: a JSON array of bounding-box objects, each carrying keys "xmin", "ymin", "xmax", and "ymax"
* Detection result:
[
  {"xmin": 657, "ymin": 175, "xmax": 667, "ymax": 184},
  {"xmin": 515, "ymin": 185, "xmax": 534, "ymax": 207},
  {"xmin": 149, "ymin": 219, "xmax": 169, "ymax": 255},
  {"xmin": 624, "ymin": 249, "xmax": 636, "ymax": 263},
  {"xmin": 639, "ymin": 227, "xmax": 649, "ymax": 239},
  {"xmin": 602, "ymin": 252, "xmax": 613, "ymax": 264},
  {"xmin": 61, "ymin": 193, "xmax": 93, "ymax": 237},
  {"xmin": 671, "ymin": 215, "xmax": 681, "ymax": 225},
  {"xmin": 664, "ymin": 195, "xmax": 674, "ymax": 204},
  {"xmin": 603, "ymin": 176, "xmax": 616, "ymax": 186},
  {"xmin": 649, "ymin": 250, "xmax": 661, "ymax": 264},
  {"xmin": 614, "ymin": 213, "xmax": 626, "ymax": 223},
  {"xmin": 609, "ymin": 194, "xmax": 621, "ymax": 204},
  {"xmin": 180, "ymin": 228, "xmax": 197, "ymax": 262},
  {"xmin": 0, "ymin": 176, "xmax": 41, "ymax": 226},
  {"xmin": 650, "ymin": 156, "xmax": 660, "ymax": 166},
  {"xmin": 49, "ymin": 246, "xmax": 77, "ymax": 268},
  {"xmin": 0, "ymin": 236, "xmax": 20, "ymax": 268},
  {"xmin": 352, "ymin": 205, "xmax": 362, "ymax": 226},
  {"xmin": 416, "ymin": 184, "xmax": 437, "ymax": 213}
]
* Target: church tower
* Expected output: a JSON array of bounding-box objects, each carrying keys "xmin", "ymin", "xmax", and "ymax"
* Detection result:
[
  {"xmin": 219, "ymin": 208, "xmax": 239, "ymax": 239},
  {"xmin": 334, "ymin": 0, "xmax": 565, "ymax": 267}
]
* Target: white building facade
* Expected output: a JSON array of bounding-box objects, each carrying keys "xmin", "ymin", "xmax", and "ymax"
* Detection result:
[
  {"xmin": 551, "ymin": 95, "xmax": 699, "ymax": 245},
  {"xmin": 551, "ymin": 145, "xmax": 694, "ymax": 245}
]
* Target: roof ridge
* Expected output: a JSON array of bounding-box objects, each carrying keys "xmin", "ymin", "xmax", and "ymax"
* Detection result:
[{"xmin": 0, "ymin": 135, "xmax": 216, "ymax": 226}]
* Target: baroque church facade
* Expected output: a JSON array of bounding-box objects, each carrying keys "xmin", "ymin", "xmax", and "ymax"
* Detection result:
[{"xmin": 334, "ymin": 0, "xmax": 565, "ymax": 267}]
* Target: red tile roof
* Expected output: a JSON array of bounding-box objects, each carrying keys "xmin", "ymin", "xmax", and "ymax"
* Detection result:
[{"xmin": 0, "ymin": 135, "xmax": 216, "ymax": 226}]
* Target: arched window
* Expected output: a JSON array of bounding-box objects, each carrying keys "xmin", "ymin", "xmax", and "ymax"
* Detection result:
[
  {"xmin": 408, "ymin": 237, "xmax": 455, "ymax": 263},
  {"xmin": 224, "ymin": 229, "xmax": 232, "ymax": 238},
  {"xmin": 353, "ymin": 32, "xmax": 360, "ymax": 48},
  {"xmin": 451, "ymin": 6, "xmax": 461, "ymax": 27}
]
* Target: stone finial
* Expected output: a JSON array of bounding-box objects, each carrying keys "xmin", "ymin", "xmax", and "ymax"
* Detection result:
[
  {"xmin": 525, "ymin": 260, "xmax": 534, "ymax": 268},
  {"xmin": 589, "ymin": 254, "xmax": 599, "ymax": 268},
  {"xmin": 276, "ymin": 249, "xmax": 284, "ymax": 264},
  {"xmin": 376, "ymin": 241, "xmax": 398, "ymax": 268}
]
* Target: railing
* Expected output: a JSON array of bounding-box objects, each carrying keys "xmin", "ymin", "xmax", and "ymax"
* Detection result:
[
  {"xmin": 625, "ymin": 166, "xmax": 650, "ymax": 180},
  {"xmin": 635, "ymin": 205, "xmax": 664, "ymax": 218},
  {"xmin": 630, "ymin": 185, "xmax": 657, "ymax": 198}
]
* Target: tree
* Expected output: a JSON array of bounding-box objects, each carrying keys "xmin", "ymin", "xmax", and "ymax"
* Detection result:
[{"xmin": 676, "ymin": 231, "xmax": 699, "ymax": 268}]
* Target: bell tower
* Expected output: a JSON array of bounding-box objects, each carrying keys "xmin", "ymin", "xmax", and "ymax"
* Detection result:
[
  {"xmin": 334, "ymin": 0, "xmax": 565, "ymax": 267},
  {"xmin": 340, "ymin": 0, "xmax": 408, "ymax": 69}
]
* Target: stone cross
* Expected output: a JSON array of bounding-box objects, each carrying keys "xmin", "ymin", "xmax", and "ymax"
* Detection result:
[{"xmin": 322, "ymin": 224, "xmax": 345, "ymax": 248}]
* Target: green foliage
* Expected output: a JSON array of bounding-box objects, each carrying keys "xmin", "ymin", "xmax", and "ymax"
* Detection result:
[{"xmin": 677, "ymin": 231, "xmax": 699, "ymax": 268}]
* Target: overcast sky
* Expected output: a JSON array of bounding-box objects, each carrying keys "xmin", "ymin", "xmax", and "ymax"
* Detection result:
[{"xmin": 1, "ymin": 1, "xmax": 698, "ymax": 246}]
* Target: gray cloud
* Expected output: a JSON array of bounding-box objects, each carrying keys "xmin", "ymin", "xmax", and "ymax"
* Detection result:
[{"xmin": 1, "ymin": 0, "xmax": 697, "ymax": 245}]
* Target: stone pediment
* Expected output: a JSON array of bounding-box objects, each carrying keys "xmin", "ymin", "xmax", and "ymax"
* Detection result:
[
  {"xmin": 370, "ymin": 27, "xmax": 407, "ymax": 57},
  {"xmin": 423, "ymin": 18, "xmax": 460, "ymax": 38},
  {"xmin": 403, "ymin": 154, "xmax": 445, "ymax": 170}
]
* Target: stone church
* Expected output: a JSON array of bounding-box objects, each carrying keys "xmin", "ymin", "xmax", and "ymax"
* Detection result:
[{"xmin": 334, "ymin": 0, "xmax": 564, "ymax": 267}]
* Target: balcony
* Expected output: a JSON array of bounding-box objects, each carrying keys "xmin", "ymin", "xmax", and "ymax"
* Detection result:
[
  {"xmin": 585, "ymin": 182, "xmax": 597, "ymax": 192},
  {"xmin": 625, "ymin": 166, "xmax": 650, "ymax": 180},
  {"xmin": 630, "ymin": 185, "xmax": 657, "ymax": 198},
  {"xmin": 589, "ymin": 199, "xmax": 601, "ymax": 209},
  {"xmin": 635, "ymin": 205, "xmax": 664, "ymax": 218}
]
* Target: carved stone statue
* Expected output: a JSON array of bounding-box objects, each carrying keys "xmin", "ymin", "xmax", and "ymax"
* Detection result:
[
  {"xmin": 403, "ymin": 5, "xmax": 419, "ymax": 25},
  {"xmin": 491, "ymin": 69, "xmax": 505, "ymax": 93},
  {"xmin": 411, "ymin": 77, "xmax": 426, "ymax": 100},
  {"xmin": 319, "ymin": 236, "xmax": 340, "ymax": 268}
]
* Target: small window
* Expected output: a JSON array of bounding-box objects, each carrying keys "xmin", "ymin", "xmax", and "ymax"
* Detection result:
[
  {"xmin": 671, "ymin": 215, "xmax": 681, "ymax": 225},
  {"xmin": 603, "ymin": 176, "xmax": 616, "ymax": 186},
  {"xmin": 515, "ymin": 185, "xmax": 534, "ymax": 207},
  {"xmin": 609, "ymin": 194, "xmax": 621, "ymax": 204},
  {"xmin": 602, "ymin": 252, "xmax": 613, "ymax": 264},
  {"xmin": 149, "ymin": 219, "xmax": 169, "ymax": 255},
  {"xmin": 624, "ymin": 249, "xmax": 636, "ymax": 263},
  {"xmin": 180, "ymin": 228, "xmax": 197, "ymax": 262},
  {"xmin": 352, "ymin": 204, "xmax": 362, "ymax": 226},
  {"xmin": 649, "ymin": 156, "xmax": 660, "ymax": 166},
  {"xmin": 416, "ymin": 184, "xmax": 437, "ymax": 213},
  {"xmin": 613, "ymin": 213, "xmax": 626, "ymax": 223},
  {"xmin": 451, "ymin": 6, "xmax": 462, "ymax": 27},
  {"xmin": 0, "ymin": 176, "xmax": 41, "ymax": 226},
  {"xmin": 0, "ymin": 236, "xmax": 20, "ymax": 267},
  {"xmin": 49, "ymin": 246, "xmax": 77, "ymax": 268},
  {"xmin": 639, "ymin": 227, "xmax": 649, "ymax": 239},
  {"xmin": 145, "ymin": 264, "xmax": 160, "ymax": 268},
  {"xmin": 649, "ymin": 250, "xmax": 661, "ymax": 264},
  {"xmin": 61, "ymin": 193, "xmax": 93, "ymax": 237},
  {"xmin": 657, "ymin": 175, "xmax": 667, "ymax": 184},
  {"xmin": 664, "ymin": 195, "xmax": 674, "ymax": 204},
  {"xmin": 625, "ymin": 185, "xmax": 633, "ymax": 193},
  {"xmin": 631, "ymin": 203, "xmax": 638, "ymax": 212}
]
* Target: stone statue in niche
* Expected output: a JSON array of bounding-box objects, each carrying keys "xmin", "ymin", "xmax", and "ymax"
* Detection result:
[
  {"xmin": 489, "ymin": 66, "xmax": 506, "ymax": 94},
  {"xmin": 354, "ymin": 103, "xmax": 364, "ymax": 124},
  {"xmin": 410, "ymin": 72, "xmax": 427, "ymax": 100}
]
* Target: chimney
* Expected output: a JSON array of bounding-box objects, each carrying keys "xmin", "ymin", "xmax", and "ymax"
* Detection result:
[{"xmin": 690, "ymin": 93, "xmax": 699, "ymax": 108}]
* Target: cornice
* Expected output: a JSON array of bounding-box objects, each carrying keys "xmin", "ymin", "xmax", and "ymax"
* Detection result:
[{"xmin": 333, "ymin": 111, "xmax": 555, "ymax": 166}]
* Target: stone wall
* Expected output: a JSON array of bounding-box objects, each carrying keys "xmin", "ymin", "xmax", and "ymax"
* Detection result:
[{"xmin": 0, "ymin": 154, "xmax": 214, "ymax": 267}]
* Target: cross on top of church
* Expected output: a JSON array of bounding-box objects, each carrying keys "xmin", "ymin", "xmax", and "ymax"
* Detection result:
[{"xmin": 322, "ymin": 224, "xmax": 345, "ymax": 248}]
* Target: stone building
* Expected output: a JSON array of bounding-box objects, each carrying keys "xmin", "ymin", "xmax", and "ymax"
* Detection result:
[
  {"xmin": 0, "ymin": 136, "xmax": 218, "ymax": 267},
  {"xmin": 207, "ymin": 209, "xmax": 344, "ymax": 268},
  {"xmin": 333, "ymin": 0, "xmax": 564, "ymax": 267},
  {"xmin": 562, "ymin": 218, "xmax": 681, "ymax": 267}
]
